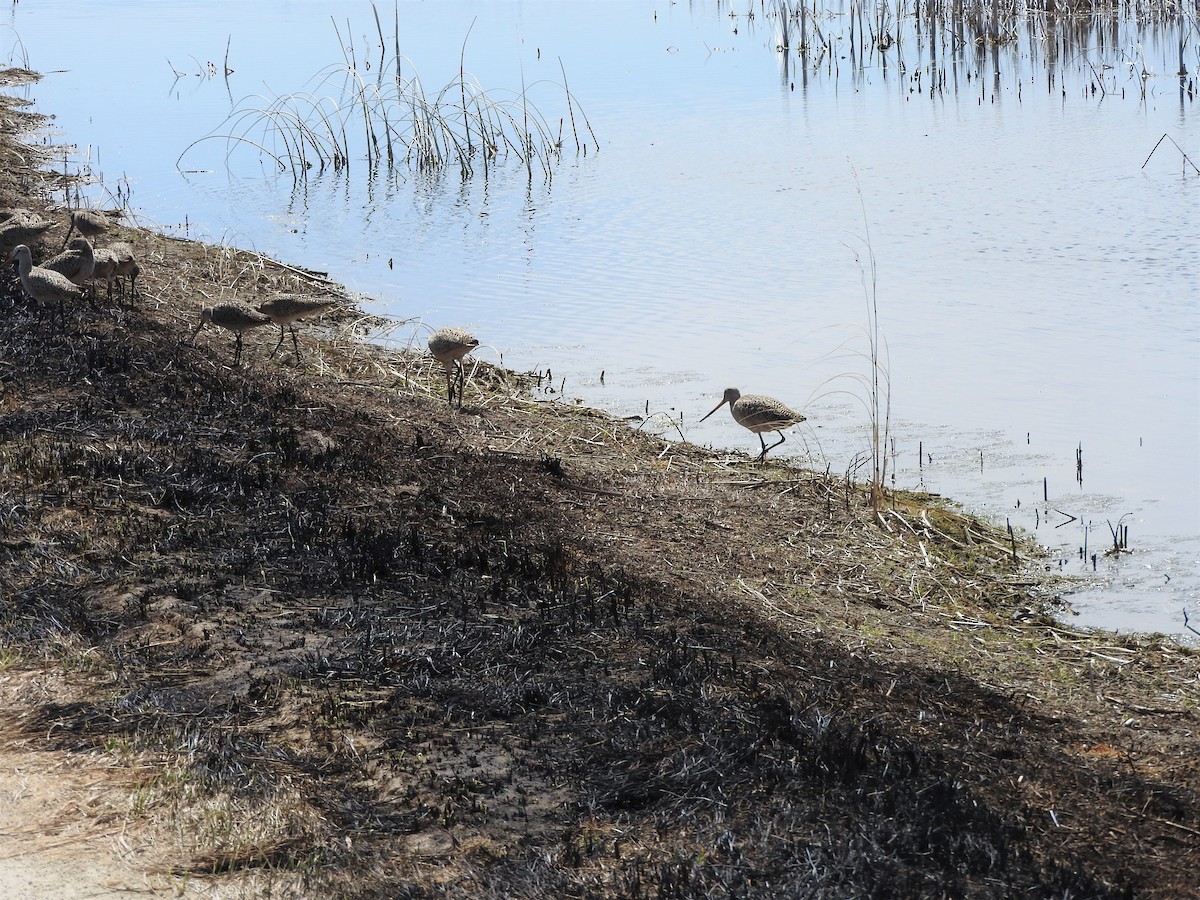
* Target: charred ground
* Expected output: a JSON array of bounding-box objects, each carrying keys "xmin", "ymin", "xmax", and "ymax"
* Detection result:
[{"xmin": 0, "ymin": 80, "xmax": 1197, "ymax": 898}]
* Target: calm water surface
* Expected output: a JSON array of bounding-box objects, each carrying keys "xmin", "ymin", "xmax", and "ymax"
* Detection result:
[{"xmin": 5, "ymin": 1, "xmax": 1197, "ymax": 639}]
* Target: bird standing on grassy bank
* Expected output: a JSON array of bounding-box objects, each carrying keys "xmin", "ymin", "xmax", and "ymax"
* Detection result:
[
  {"xmin": 0, "ymin": 214, "xmax": 56, "ymax": 255},
  {"xmin": 700, "ymin": 387, "xmax": 806, "ymax": 461},
  {"xmin": 43, "ymin": 237, "xmax": 96, "ymax": 288},
  {"xmin": 256, "ymin": 295, "xmax": 339, "ymax": 363},
  {"xmin": 9, "ymin": 243, "xmax": 84, "ymax": 318},
  {"xmin": 62, "ymin": 208, "xmax": 111, "ymax": 247},
  {"xmin": 90, "ymin": 247, "xmax": 119, "ymax": 299},
  {"xmin": 107, "ymin": 242, "xmax": 140, "ymax": 298},
  {"xmin": 428, "ymin": 326, "xmax": 479, "ymax": 408},
  {"xmin": 191, "ymin": 301, "xmax": 273, "ymax": 365}
]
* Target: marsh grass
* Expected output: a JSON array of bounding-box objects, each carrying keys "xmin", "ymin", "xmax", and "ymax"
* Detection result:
[
  {"xmin": 766, "ymin": 0, "xmax": 1192, "ymax": 102},
  {"xmin": 178, "ymin": 4, "xmax": 597, "ymax": 184},
  {"xmin": 809, "ymin": 178, "xmax": 893, "ymax": 525}
]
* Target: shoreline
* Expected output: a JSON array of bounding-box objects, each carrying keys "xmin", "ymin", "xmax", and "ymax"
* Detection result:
[{"xmin": 1, "ymin": 68, "xmax": 1197, "ymax": 898}]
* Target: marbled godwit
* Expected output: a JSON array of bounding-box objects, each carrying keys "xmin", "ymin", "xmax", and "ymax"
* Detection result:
[
  {"xmin": 90, "ymin": 247, "xmax": 119, "ymax": 299},
  {"xmin": 62, "ymin": 208, "xmax": 111, "ymax": 247},
  {"xmin": 256, "ymin": 295, "xmax": 338, "ymax": 362},
  {"xmin": 43, "ymin": 237, "xmax": 96, "ymax": 287},
  {"xmin": 700, "ymin": 387, "xmax": 806, "ymax": 461},
  {"xmin": 0, "ymin": 215, "xmax": 56, "ymax": 254},
  {"xmin": 107, "ymin": 242, "xmax": 139, "ymax": 298},
  {"xmin": 191, "ymin": 301, "xmax": 273, "ymax": 365},
  {"xmin": 427, "ymin": 326, "xmax": 479, "ymax": 408},
  {"xmin": 9, "ymin": 243, "xmax": 84, "ymax": 318},
  {"xmin": 0, "ymin": 208, "xmax": 42, "ymax": 225}
]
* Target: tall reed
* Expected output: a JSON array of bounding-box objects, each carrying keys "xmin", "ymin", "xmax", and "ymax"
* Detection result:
[
  {"xmin": 812, "ymin": 174, "xmax": 893, "ymax": 524},
  {"xmin": 850, "ymin": 183, "xmax": 893, "ymax": 523}
]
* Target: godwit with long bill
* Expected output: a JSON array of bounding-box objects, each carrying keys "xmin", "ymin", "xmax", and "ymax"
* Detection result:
[{"xmin": 700, "ymin": 387, "xmax": 806, "ymax": 461}]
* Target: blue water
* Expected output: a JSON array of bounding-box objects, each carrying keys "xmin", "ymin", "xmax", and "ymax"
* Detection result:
[{"xmin": 4, "ymin": 0, "xmax": 1197, "ymax": 639}]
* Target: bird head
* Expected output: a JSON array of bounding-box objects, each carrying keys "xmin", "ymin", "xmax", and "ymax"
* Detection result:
[
  {"xmin": 190, "ymin": 307, "xmax": 215, "ymax": 343},
  {"xmin": 700, "ymin": 387, "xmax": 741, "ymax": 422}
]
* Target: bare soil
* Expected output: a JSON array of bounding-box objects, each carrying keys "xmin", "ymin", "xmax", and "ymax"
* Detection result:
[{"xmin": 0, "ymin": 73, "xmax": 1197, "ymax": 898}]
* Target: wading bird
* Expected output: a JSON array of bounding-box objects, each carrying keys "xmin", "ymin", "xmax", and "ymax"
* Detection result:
[
  {"xmin": 105, "ymin": 241, "xmax": 139, "ymax": 298},
  {"xmin": 256, "ymin": 295, "xmax": 339, "ymax": 363},
  {"xmin": 191, "ymin": 301, "xmax": 273, "ymax": 365},
  {"xmin": 427, "ymin": 326, "xmax": 479, "ymax": 408},
  {"xmin": 90, "ymin": 247, "xmax": 119, "ymax": 300},
  {"xmin": 9, "ymin": 244, "xmax": 83, "ymax": 319},
  {"xmin": 43, "ymin": 237, "xmax": 96, "ymax": 288},
  {"xmin": 700, "ymin": 387, "xmax": 806, "ymax": 461},
  {"xmin": 62, "ymin": 208, "xmax": 112, "ymax": 247},
  {"xmin": 0, "ymin": 214, "xmax": 56, "ymax": 256}
]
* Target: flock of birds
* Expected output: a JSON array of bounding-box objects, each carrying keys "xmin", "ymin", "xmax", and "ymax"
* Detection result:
[
  {"xmin": 2, "ymin": 207, "xmax": 343, "ymax": 369},
  {"xmin": 190, "ymin": 295, "xmax": 340, "ymax": 366},
  {"xmin": 5, "ymin": 207, "xmax": 808, "ymax": 462},
  {"xmin": 419, "ymin": 327, "xmax": 807, "ymax": 461},
  {"xmin": 3, "ymin": 208, "xmax": 139, "ymax": 314}
]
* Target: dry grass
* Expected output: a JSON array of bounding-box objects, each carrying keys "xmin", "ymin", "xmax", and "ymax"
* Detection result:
[{"xmin": 0, "ymin": 67, "xmax": 1197, "ymax": 898}]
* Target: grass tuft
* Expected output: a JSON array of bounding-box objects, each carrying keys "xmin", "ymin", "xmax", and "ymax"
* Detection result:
[{"xmin": 177, "ymin": 3, "xmax": 596, "ymax": 185}]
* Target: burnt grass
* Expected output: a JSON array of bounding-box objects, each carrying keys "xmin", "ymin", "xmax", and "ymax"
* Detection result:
[{"xmin": 0, "ymin": 84, "xmax": 1198, "ymax": 898}]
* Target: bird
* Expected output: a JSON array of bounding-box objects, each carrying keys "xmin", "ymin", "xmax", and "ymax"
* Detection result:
[
  {"xmin": 90, "ymin": 247, "xmax": 120, "ymax": 299},
  {"xmin": 42, "ymin": 237, "xmax": 96, "ymax": 287},
  {"xmin": 191, "ymin": 301, "xmax": 273, "ymax": 365},
  {"xmin": 62, "ymin": 208, "xmax": 112, "ymax": 247},
  {"xmin": 427, "ymin": 326, "xmax": 479, "ymax": 408},
  {"xmin": 0, "ymin": 208, "xmax": 44, "ymax": 225},
  {"xmin": 106, "ymin": 242, "xmax": 140, "ymax": 298},
  {"xmin": 0, "ymin": 214, "xmax": 56, "ymax": 255},
  {"xmin": 699, "ymin": 387, "xmax": 806, "ymax": 461},
  {"xmin": 9, "ymin": 243, "xmax": 84, "ymax": 319},
  {"xmin": 255, "ymin": 294, "xmax": 338, "ymax": 362}
]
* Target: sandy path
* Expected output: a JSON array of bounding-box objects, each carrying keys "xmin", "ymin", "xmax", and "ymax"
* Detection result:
[
  {"xmin": 0, "ymin": 670, "xmax": 173, "ymax": 899},
  {"xmin": 0, "ymin": 748, "xmax": 170, "ymax": 898}
]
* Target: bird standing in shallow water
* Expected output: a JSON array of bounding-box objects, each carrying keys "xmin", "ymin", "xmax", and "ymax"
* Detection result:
[
  {"xmin": 427, "ymin": 326, "xmax": 479, "ymax": 408},
  {"xmin": 256, "ymin": 295, "xmax": 338, "ymax": 363},
  {"xmin": 191, "ymin": 301, "xmax": 273, "ymax": 365},
  {"xmin": 700, "ymin": 387, "xmax": 806, "ymax": 461}
]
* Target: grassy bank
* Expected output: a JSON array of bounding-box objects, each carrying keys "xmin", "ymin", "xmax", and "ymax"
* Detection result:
[{"xmin": 0, "ymin": 72, "xmax": 1197, "ymax": 898}]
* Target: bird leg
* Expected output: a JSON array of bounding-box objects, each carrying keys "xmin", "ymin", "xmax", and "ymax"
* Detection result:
[
  {"xmin": 270, "ymin": 325, "xmax": 287, "ymax": 359},
  {"xmin": 757, "ymin": 432, "xmax": 787, "ymax": 461},
  {"xmin": 233, "ymin": 332, "xmax": 244, "ymax": 365},
  {"xmin": 290, "ymin": 324, "xmax": 302, "ymax": 363}
]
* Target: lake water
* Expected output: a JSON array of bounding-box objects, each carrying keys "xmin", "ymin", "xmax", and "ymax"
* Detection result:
[{"xmin": 3, "ymin": 1, "xmax": 1196, "ymax": 640}]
